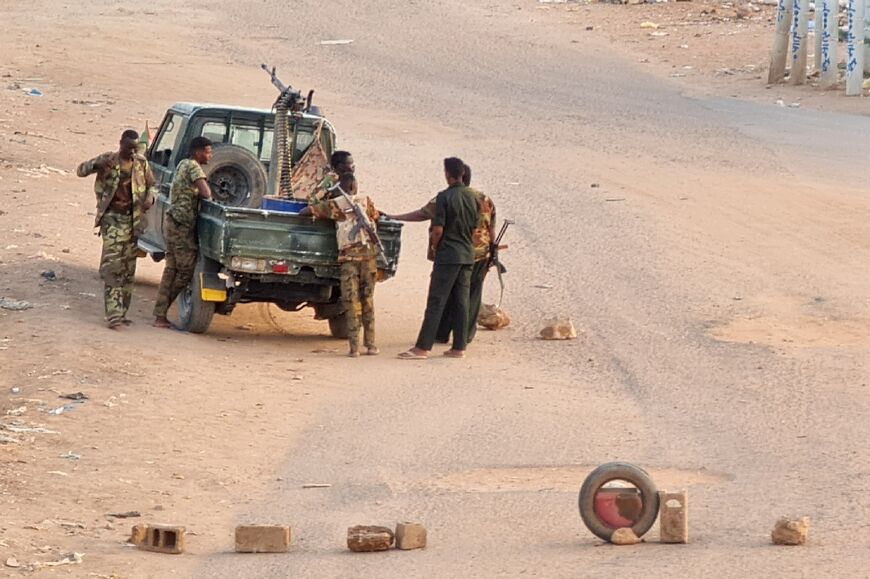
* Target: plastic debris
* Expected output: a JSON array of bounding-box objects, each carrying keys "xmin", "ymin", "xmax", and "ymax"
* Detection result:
[
  {"xmin": 26, "ymin": 88, "xmax": 44, "ymax": 97},
  {"xmin": 59, "ymin": 451, "xmax": 81, "ymax": 460},
  {"xmin": 6, "ymin": 406, "xmax": 27, "ymax": 416},
  {"xmin": 40, "ymin": 270, "xmax": 57, "ymax": 281},
  {"xmin": 0, "ymin": 297, "xmax": 32, "ymax": 311},
  {"xmin": 640, "ymin": 21, "xmax": 659, "ymax": 29},
  {"xmin": 10, "ymin": 387, "xmax": 20, "ymax": 394},
  {"xmin": 30, "ymin": 552, "xmax": 84, "ymax": 570},
  {"xmin": 320, "ymin": 39, "xmax": 354, "ymax": 45},
  {"xmin": 107, "ymin": 511, "xmax": 141, "ymax": 519},
  {"xmin": 59, "ymin": 392, "xmax": 88, "ymax": 401},
  {"xmin": 5, "ymin": 557, "xmax": 19, "ymax": 568}
]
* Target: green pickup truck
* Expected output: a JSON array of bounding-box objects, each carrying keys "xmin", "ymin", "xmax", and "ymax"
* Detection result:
[{"xmin": 138, "ymin": 103, "xmax": 403, "ymax": 336}]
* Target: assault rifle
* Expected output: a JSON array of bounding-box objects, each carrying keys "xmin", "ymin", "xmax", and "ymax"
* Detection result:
[
  {"xmin": 490, "ymin": 219, "xmax": 513, "ymax": 307},
  {"xmin": 327, "ymin": 183, "xmax": 386, "ymax": 261}
]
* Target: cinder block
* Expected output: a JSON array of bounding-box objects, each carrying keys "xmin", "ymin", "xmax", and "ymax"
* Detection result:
[
  {"xmin": 235, "ymin": 525, "xmax": 292, "ymax": 553},
  {"xmin": 347, "ymin": 525, "xmax": 394, "ymax": 552},
  {"xmin": 658, "ymin": 491, "xmax": 688, "ymax": 544},
  {"xmin": 395, "ymin": 522, "xmax": 426, "ymax": 550},
  {"xmin": 135, "ymin": 524, "xmax": 186, "ymax": 554},
  {"xmin": 131, "ymin": 524, "xmax": 148, "ymax": 545}
]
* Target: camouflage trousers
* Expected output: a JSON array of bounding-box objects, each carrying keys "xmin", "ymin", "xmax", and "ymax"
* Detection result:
[
  {"xmin": 340, "ymin": 258, "xmax": 377, "ymax": 352},
  {"xmin": 99, "ymin": 211, "xmax": 139, "ymax": 326},
  {"xmin": 153, "ymin": 215, "xmax": 198, "ymax": 319}
]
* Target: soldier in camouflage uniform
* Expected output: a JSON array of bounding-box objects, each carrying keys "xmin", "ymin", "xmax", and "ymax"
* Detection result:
[
  {"xmin": 385, "ymin": 164, "xmax": 495, "ymax": 344},
  {"xmin": 301, "ymin": 173, "xmax": 380, "ymax": 357},
  {"xmin": 308, "ymin": 150, "xmax": 355, "ymax": 205},
  {"xmin": 153, "ymin": 137, "xmax": 214, "ymax": 328},
  {"xmin": 77, "ymin": 130, "xmax": 157, "ymax": 329}
]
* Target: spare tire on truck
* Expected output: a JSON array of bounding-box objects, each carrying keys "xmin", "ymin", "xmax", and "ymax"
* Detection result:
[{"xmin": 205, "ymin": 144, "xmax": 267, "ymax": 208}]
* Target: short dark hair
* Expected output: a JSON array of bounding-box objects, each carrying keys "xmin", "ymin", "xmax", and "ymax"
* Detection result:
[
  {"xmin": 462, "ymin": 164, "xmax": 472, "ymax": 186},
  {"xmin": 121, "ymin": 129, "xmax": 139, "ymax": 142},
  {"xmin": 444, "ymin": 157, "xmax": 465, "ymax": 180},
  {"xmin": 190, "ymin": 136, "xmax": 213, "ymax": 154},
  {"xmin": 330, "ymin": 150, "xmax": 352, "ymax": 169}
]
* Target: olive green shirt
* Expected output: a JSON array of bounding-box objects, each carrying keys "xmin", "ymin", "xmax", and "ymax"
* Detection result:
[
  {"xmin": 433, "ymin": 184, "xmax": 479, "ymax": 265},
  {"xmin": 168, "ymin": 159, "xmax": 207, "ymax": 227}
]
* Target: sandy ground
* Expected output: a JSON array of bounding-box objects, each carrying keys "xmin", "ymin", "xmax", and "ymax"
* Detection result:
[{"xmin": 1, "ymin": 0, "xmax": 869, "ymax": 577}]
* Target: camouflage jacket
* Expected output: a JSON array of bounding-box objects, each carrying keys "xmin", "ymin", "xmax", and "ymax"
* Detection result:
[
  {"xmin": 77, "ymin": 152, "xmax": 156, "ymax": 235},
  {"xmin": 168, "ymin": 159, "xmax": 207, "ymax": 228},
  {"xmin": 311, "ymin": 194, "xmax": 380, "ymax": 262}
]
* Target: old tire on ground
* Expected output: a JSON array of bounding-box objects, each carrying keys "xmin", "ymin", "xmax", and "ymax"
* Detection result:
[
  {"xmin": 578, "ymin": 462, "xmax": 659, "ymax": 541},
  {"xmin": 177, "ymin": 254, "xmax": 219, "ymax": 334},
  {"xmin": 205, "ymin": 144, "xmax": 267, "ymax": 208},
  {"xmin": 328, "ymin": 313, "xmax": 349, "ymax": 339}
]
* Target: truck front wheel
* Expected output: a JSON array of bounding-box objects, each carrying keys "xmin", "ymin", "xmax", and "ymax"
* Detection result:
[
  {"xmin": 177, "ymin": 255, "xmax": 218, "ymax": 334},
  {"xmin": 327, "ymin": 313, "xmax": 348, "ymax": 339}
]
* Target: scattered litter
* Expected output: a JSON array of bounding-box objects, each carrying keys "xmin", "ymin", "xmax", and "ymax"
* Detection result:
[
  {"xmin": 302, "ymin": 483, "xmax": 332, "ymax": 489},
  {"xmin": 788, "ymin": 102, "xmax": 801, "ymax": 108},
  {"xmin": 776, "ymin": 98, "xmax": 785, "ymax": 107},
  {"xmin": 6, "ymin": 406, "xmax": 27, "ymax": 416},
  {"xmin": 532, "ymin": 284, "xmax": 554, "ymax": 290},
  {"xmin": 679, "ymin": 44, "xmax": 689, "ymax": 49},
  {"xmin": 59, "ymin": 451, "xmax": 81, "ymax": 460},
  {"xmin": 0, "ymin": 297, "xmax": 32, "ymax": 311},
  {"xmin": 60, "ymin": 392, "xmax": 88, "ymax": 401},
  {"xmin": 2, "ymin": 424, "xmax": 58, "ymax": 434},
  {"xmin": 590, "ymin": 183, "xmax": 600, "ymax": 188},
  {"xmin": 292, "ymin": 375, "xmax": 303, "ymax": 381},
  {"xmin": 310, "ymin": 348, "xmax": 338, "ymax": 354},
  {"xmin": 5, "ymin": 557, "xmax": 19, "ymax": 568},
  {"xmin": 649, "ymin": 31, "xmax": 669, "ymax": 37},
  {"xmin": 41, "ymin": 270, "xmax": 57, "ymax": 281},
  {"xmin": 30, "ymin": 552, "xmax": 84, "ymax": 570},
  {"xmin": 605, "ymin": 197, "xmax": 626, "ymax": 202},
  {"xmin": 236, "ymin": 323, "xmax": 254, "ymax": 331},
  {"xmin": 26, "ymin": 88, "xmax": 44, "ymax": 97},
  {"xmin": 47, "ymin": 471, "xmax": 69, "ymax": 476},
  {"xmin": 107, "ymin": 511, "xmax": 141, "ymax": 519},
  {"xmin": 320, "ymin": 39, "xmax": 354, "ymax": 45},
  {"xmin": 0, "ymin": 434, "xmax": 20, "ymax": 444},
  {"xmin": 78, "ymin": 292, "xmax": 97, "ymax": 298},
  {"xmin": 48, "ymin": 403, "xmax": 81, "ymax": 415},
  {"xmin": 640, "ymin": 21, "xmax": 659, "ymax": 29}
]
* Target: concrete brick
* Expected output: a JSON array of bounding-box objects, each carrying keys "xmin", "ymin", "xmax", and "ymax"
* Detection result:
[
  {"xmin": 347, "ymin": 525, "xmax": 394, "ymax": 552},
  {"xmin": 130, "ymin": 524, "xmax": 148, "ymax": 545},
  {"xmin": 395, "ymin": 522, "xmax": 427, "ymax": 550},
  {"xmin": 235, "ymin": 525, "xmax": 292, "ymax": 553},
  {"xmin": 135, "ymin": 524, "xmax": 186, "ymax": 554},
  {"xmin": 658, "ymin": 490, "xmax": 688, "ymax": 544}
]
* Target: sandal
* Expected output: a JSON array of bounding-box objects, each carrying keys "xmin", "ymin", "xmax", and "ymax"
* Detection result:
[{"xmin": 397, "ymin": 349, "xmax": 428, "ymax": 360}]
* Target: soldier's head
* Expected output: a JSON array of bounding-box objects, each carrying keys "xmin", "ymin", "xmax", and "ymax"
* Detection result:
[
  {"xmin": 443, "ymin": 157, "xmax": 465, "ymax": 185},
  {"xmin": 338, "ymin": 172, "xmax": 357, "ymax": 196},
  {"xmin": 330, "ymin": 150, "xmax": 354, "ymax": 176},
  {"xmin": 190, "ymin": 136, "xmax": 213, "ymax": 165},
  {"xmin": 462, "ymin": 164, "xmax": 472, "ymax": 186},
  {"xmin": 119, "ymin": 130, "xmax": 139, "ymax": 160}
]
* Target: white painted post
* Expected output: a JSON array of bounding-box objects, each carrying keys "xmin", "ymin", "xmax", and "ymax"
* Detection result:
[
  {"xmin": 846, "ymin": 0, "xmax": 866, "ymax": 94},
  {"xmin": 814, "ymin": 2, "xmax": 824, "ymax": 70},
  {"xmin": 820, "ymin": 0, "xmax": 839, "ymax": 84},
  {"xmin": 790, "ymin": 0, "xmax": 810, "ymax": 84},
  {"xmin": 769, "ymin": 0, "xmax": 795, "ymax": 83}
]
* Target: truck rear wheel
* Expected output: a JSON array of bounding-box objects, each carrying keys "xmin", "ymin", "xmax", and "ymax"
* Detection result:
[
  {"xmin": 177, "ymin": 255, "xmax": 218, "ymax": 334},
  {"xmin": 328, "ymin": 313, "xmax": 348, "ymax": 339},
  {"xmin": 206, "ymin": 144, "xmax": 267, "ymax": 208}
]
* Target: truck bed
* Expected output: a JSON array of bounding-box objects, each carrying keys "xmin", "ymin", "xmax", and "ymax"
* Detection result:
[{"xmin": 197, "ymin": 200, "xmax": 403, "ymax": 281}]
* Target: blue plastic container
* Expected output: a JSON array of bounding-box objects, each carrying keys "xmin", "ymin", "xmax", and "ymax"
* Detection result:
[{"xmin": 260, "ymin": 197, "xmax": 308, "ymax": 213}]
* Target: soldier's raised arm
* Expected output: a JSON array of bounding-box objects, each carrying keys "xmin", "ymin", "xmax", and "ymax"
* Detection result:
[{"xmin": 76, "ymin": 153, "xmax": 109, "ymax": 178}]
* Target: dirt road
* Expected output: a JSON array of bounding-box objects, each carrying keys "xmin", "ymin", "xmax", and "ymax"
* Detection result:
[{"xmin": 1, "ymin": 0, "xmax": 869, "ymax": 577}]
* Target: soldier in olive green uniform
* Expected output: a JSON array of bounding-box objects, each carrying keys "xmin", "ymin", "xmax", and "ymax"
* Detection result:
[
  {"xmin": 77, "ymin": 130, "xmax": 157, "ymax": 329},
  {"xmin": 301, "ymin": 173, "xmax": 380, "ymax": 357},
  {"xmin": 153, "ymin": 137, "xmax": 214, "ymax": 328},
  {"xmin": 386, "ymin": 164, "xmax": 495, "ymax": 345},
  {"xmin": 398, "ymin": 157, "xmax": 479, "ymax": 360}
]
